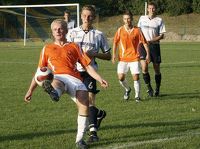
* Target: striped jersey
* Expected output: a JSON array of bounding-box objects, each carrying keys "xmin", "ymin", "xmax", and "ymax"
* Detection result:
[
  {"xmin": 137, "ymin": 15, "xmax": 166, "ymax": 43},
  {"xmin": 113, "ymin": 25, "xmax": 147, "ymax": 62},
  {"xmin": 38, "ymin": 42, "xmax": 91, "ymax": 81},
  {"xmin": 67, "ymin": 26, "xmax": 111, "ymax": 71}
]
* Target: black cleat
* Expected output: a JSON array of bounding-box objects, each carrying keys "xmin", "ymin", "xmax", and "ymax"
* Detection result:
[
  {"xmin": 76, "ymin": 140, "xmax": 88, "ymax": 149},
  {"xmin": 87, "ymin": 131, "xmax": 99, "ymax": 143},
  {"xmin": 97, "ymin": 110, "xmax": 106, "ymax": 129},
  {"xmin": 42, "ymin": 80, "xmax": 59, "ymax": 102},
  {"xmin": 123, "ymin": 88, "xmax": 131, "ymax": 100},
  {"xmin": 135, "ymin": 97, "xmax": 141, "ymax": 102}
]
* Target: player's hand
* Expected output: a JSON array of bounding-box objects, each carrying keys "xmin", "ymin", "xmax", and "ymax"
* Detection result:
[
  {"xmin": 24, "ymin": 90, "xmax": 32, "ymax": 103},
  {"xmin": 112, "ymin": 56, "xmax": 116, "ymax": 64},
  {"xmin": 100, "ymin": 79, "xmax": 109, "ymax": 88},
  {"xmin": 145, "ymin": 54, "xmax": 151, "ymax": 64}
]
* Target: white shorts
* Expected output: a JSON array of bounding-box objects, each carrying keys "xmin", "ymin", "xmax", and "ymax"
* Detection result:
[
  {"xmin": 117, "ymin": 61, "xmax": 140, "ymax": 75},
  {"xmin": 54, "ymin": 74, "xmax": 87, "ymax": 102}
]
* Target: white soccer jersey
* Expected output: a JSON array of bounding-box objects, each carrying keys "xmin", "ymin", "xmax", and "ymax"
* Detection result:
[
  {"xmin": 137, "ymin": 15, "xmax": 166, "ymax": 43},
  {"xmin": 67, "ymin": 19, "xmax": 76, "ymax": 30},
  {"xmin": 67, "ymin": 26, "xmax": 111, "ymax": 71}
]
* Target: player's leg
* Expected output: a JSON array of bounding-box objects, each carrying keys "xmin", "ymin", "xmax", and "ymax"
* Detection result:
[
  {"xmin": 80, "ymin": 72, "xmax": 104, "ymax": 143},
  {"xmin": 130, "ymin": 61, "xmax": 141, "ymax": 102},
  {"xmin": 64, "ymin": 75, "xmax": 89, "ymax": 148},
  {"xmin": 42, "ymin": 78, "xmax": 64, "ymax": 101},
  {"xmin": 75, "ymin": 90, "xmax": 89, "ymax": 148},
  {"xmin": 153, "ymin": 63, "xmax": 161, "ymax": 96},
  {"xmin": 117, "ymin": 61, "xmax": 131, "ymax": 100},
  {"xmin": 151, "ymin": 44, "xmax": 162, "ymax": 97},
  {"xmin": 139, "ymin": 44, "xmax": 153, "ymax": 97},
  {"xmin": 140, "ymin": 60, "xmax": 153, "ymax": 97}
]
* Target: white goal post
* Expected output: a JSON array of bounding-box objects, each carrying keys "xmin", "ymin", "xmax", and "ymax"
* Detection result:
[{"xmin": 0, "ymin": 3, "xmax": 80, "ymax": 46}]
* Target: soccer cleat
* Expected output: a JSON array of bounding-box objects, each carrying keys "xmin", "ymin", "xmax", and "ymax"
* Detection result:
[
  {"xmin": 42, "ymin": 80, "xmax": 59, "ymax": 102},
  {"xmin": 97, "ymin": 110, "xmax": 107, "ymax": 129},
  {"xmin": 154, "ymin": 88, "xmax": 160, "ymax": 97},
  {"xmin": 123, "ymin": 88, "xmax": 131, "ymax": 100},
  {"xmin": 87, "ymin": 131, "xmax": 99, "ymax": 143},
  {"xmin": 135, "ymin": 97, "xmax": 141, "ymax": 102},
  {"xmin": 76, "ymin": 140, "xmax": 88, "ymax": 149}
]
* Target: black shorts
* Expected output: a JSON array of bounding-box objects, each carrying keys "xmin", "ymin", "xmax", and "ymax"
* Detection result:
[
  {"xmin": 80, "ymin": 71, "xmax": 100, "ymax": 94},
  {"xmin": 138, "ymin": 43, "xmax": 161, "ymax": 64}
]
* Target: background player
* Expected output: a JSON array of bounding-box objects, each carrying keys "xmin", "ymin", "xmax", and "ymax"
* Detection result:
[
  {"xmin": 24, "ymin": 19, "xmax": 108, "ymax": 149},
  {"xmin": 67, "ymin": 5, "xmax": 111, "ymax": 143},
  {"xmin": 138, "ymin": 1, "xmax": 166, "ymax": 97},
  {"xmin": 63, "ymin": 9, "xmax": 76, "ymax": 30},
  {"xmin": 112, "ymin": 10, "xmax": 150, "ymax": 102}
]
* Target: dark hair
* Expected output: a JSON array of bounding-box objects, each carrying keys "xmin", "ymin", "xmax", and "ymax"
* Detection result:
[
  {"xmin": 64, "ymin": 9, "xmax": 70, "ymax": 15},
  {"xmin": 123, "ymin": 10, "xmax": 133, "ymax": 18},
  {"xmin": 148, "ymin": 1, "xmax": 157, "ymax": 9}
]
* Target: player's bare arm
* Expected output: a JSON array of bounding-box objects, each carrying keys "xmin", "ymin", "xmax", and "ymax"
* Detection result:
[
  {"xmin": 24, "ymin": 78, "xmax": 38, "ymax": 102},
  {"xmin": 149, "ymin": 34, "xmax": 164, "ymax": 43},
  {"xmin": 143, "ymin": 43, "xmax": 151, "ymax": 64},
  {"xmin": 86, "ymin": 50, "xmax": 111, "ymax": 60},
  {"xmin": 85, "ymin": 65, "xmax": 108, "ymax": 88},
  {"xmin": 112, "ymin": 43, "xmax": 117, "ymax": 64}
]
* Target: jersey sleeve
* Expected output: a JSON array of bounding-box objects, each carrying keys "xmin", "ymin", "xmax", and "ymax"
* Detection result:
[
  {"xmin": 38, "ymin": 46, "xmax": 48, "ymax": 68},
  {"xmin": 113, "ymin": 27, "xmax": 121, "ymax": 44},
  {"xmin": 99, "ymin": 33, "xmax": 111, "ymax": 53},
  {"xmin": 159, "ymin": 19, "xmax": 166, "ymax": 35}
]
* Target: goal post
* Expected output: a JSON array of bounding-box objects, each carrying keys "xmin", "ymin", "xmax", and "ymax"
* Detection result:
[{"xmin": 0, "ymin": 3, "xmax": 80, "ymax": 46}]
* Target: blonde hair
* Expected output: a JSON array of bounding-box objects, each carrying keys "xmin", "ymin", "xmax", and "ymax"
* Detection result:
[
  {"xmin": 51, "ymin": 19, "xmax": 68, "ymax": 31},
  {"xmin": 81, "ymin": 5, "xmax": 96, "ymax": 18}
]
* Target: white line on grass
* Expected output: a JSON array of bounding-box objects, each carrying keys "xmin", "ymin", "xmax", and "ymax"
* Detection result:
[{"xmin": 99, "ymin": 132, "xmax": 200, "ymax": 149}]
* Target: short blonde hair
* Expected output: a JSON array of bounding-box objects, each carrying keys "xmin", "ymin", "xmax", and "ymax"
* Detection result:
[
  {"xmin": 81, "ymin": 5, "xmax": 96, "ymax": 18},
  {"xmin": 51, "ymin": 19, "xmax": 68, "ymax": 31}
]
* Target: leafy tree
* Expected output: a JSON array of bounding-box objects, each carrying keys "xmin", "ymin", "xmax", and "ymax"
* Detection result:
[{"xmin": 192, "ymin": 0, "xmax": 200, "ymax": 13}]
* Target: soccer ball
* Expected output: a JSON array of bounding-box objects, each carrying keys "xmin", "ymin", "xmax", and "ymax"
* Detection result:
[{"xmin": 34, "ymin": 67, "xmax": 54, "ymax": 86}]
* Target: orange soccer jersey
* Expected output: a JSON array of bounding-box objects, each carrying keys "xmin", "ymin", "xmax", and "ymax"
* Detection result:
[
  {"xmin": 113, "ymin": 26, "xmax": 147, "ymax": 62},
  {"xmin": 38, "ymin": 42, "xmax": 91, "ymax": 81}
]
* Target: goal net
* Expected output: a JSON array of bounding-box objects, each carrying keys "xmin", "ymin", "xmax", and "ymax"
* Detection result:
[{"xmin": 0, "ymin": 4, "xmax": 79, "ymax": 45}]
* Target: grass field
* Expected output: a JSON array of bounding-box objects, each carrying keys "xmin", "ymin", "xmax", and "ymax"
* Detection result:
[{"xmin": 1, "ymin": 42, "xmax": 200, "ymax": 149}]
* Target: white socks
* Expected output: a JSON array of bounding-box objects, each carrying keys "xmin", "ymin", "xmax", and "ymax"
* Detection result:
[
  {"xmin": 119, "ymin": 80, "xmax": 130, "ymax": 91},
  {"xmin": 75, "ymin": 115, "xmax": 88, "ymax": 143},
  {"xmin": 134, "ymin": 80, "xmax": 140, "ymax": 98}
]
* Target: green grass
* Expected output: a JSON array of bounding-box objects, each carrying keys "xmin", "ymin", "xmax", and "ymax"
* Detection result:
[{"xmin": 1, "ymin": 42, "xmax": 200, "ymax": 149}]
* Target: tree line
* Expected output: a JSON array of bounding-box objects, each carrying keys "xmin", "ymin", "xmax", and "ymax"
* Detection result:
[{"xmin": 0, "ymin": 0, "xmax": 200, "ymax": 16}]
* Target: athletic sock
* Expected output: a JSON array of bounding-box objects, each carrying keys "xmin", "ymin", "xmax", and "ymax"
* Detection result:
[
  {"xmin": 88, "ymin": 106, "xmax": 98, "ymax": 132},
  {"xmin": 134, "ymin": 80, "xmax": 140, "ymax": 98},
  {"xmin": 119, "ymin": 79, "xmax": 130, "ymax": 91},
  {"xmin": 75, "ymin": 115, "xmax": 88, "ymax": 143},
  {"xmin": 143, "ymin": 73, "xmax": 152, "ymax": 90},
  {"xmin": 155, "ymin": 73, "xmax": 161, "ymax": 89}
]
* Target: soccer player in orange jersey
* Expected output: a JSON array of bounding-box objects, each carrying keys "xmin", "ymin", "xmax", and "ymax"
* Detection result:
[
  {"xmin": 112, "ymin": 10, "xmax": 150, "ymax": 102},
  {"xmin": 24, "ymin": 19, "xmax": 108, "ymax": 149}
]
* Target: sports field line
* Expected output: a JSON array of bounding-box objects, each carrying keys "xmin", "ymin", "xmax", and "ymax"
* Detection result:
[
  {"xmin": 0, "ymin": 61, "xmax": 200, "ymax": 65},
  {"xmin": 98, "ymin": 132, "xmax": 200, "ymax": 149}
]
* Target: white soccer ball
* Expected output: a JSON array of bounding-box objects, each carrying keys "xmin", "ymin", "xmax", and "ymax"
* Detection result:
[{"xmin": 34, "ymin": 67, "xmax": 54, "ymax": 86}]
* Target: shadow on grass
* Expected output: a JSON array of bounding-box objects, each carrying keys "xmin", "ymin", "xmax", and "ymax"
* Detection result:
[
  {"xmin": 0, "ymin": 128, "xmax": 76, "ymax": 142},
  {"xmin": 90, "ymin": 118, "xmax": 200, "ymax": 148},
  {"xmin": 157, "ymin": 92, "xmax": 200, "ymax": 100}
]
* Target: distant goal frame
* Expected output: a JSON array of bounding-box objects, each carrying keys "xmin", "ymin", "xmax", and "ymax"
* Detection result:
[{"xmin": 0, "ymin": 3, "xmax": 80, "ymax": 46}]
